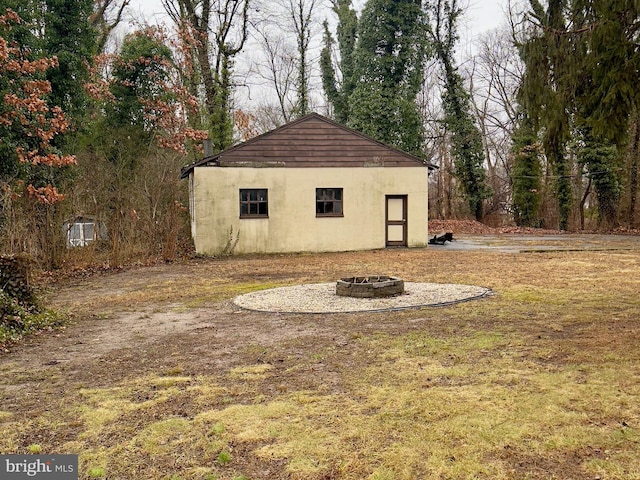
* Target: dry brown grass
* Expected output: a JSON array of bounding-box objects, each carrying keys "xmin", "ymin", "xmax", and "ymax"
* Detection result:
[{"xmin": 1, "ymin": 242, "xmax": 639, "ymax": 479}]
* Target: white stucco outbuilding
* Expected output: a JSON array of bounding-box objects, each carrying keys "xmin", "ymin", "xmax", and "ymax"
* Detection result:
[{"xmin": 180, "ymin": 113, "xmax": 434, "ymax": 256}]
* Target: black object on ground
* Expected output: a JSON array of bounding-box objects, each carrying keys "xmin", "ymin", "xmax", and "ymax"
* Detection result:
[{"xmin": 429, "ymin": 232, "xmax": 454, "ymax": 245}]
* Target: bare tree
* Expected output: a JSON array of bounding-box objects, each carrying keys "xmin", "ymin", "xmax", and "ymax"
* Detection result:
[
  {"xmin": 91, "ymin": 0, "xmax": 132, "ymax": 52},
  {"xmin": 162, "ymin": 0, "xmax": 250, "ymax": 152},
  {"xmin": 249, "ymin": 5, "xmax": 298, "ymax": 123},
  {"xmin": 463, "ymin": 26, "xmax": 524, "ymax": 221},
  {"xmin": 285, "ymin": 0, "xmax": 318, "ymax": 117}
]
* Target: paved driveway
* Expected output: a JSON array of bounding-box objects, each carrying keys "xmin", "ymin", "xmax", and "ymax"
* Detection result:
[{"xmin": 429, "ymin": 234, "xmax": 640, "ymax": 253}]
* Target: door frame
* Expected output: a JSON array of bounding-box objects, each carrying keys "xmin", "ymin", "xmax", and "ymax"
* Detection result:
[{"xmin": 385, "ymin": 195, "xmax": 408, "ymax": 247}]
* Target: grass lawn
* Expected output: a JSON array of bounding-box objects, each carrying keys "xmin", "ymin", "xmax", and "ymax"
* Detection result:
[{"xmin": 1, "ymin": 243, "xmax": 639, "ymax": 479}]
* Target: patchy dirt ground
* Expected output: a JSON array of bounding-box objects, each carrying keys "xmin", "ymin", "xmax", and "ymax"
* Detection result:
[
  {"xmin": 10, "ymin": 232, "xmax": 638, "ymax": 373},
  {"xmin": 2, "ymin": 232, "xmax": 640, "ymax": 479}
]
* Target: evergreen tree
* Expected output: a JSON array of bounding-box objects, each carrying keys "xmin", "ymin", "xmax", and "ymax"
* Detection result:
[
  {"xmin": 510, "ymin": 112, "xmax": 542, "ymax": 227},
  {"xmin": 584, "ymin": 0, "xmax": 640, "ymax": 144},
  {"xmin": 518, "ymin": 0, "xmax": 574, "ymax": 230},
  {"xmin": 111, "ymin": 33, "xmax": 172, "ymax": 118},
  {"xmin": 578, "ymin": 130, "xmax": 621, "ymax": 228},
  {"xmin": 572, "ymin": 0, "xmax": 636, "ymax": 227},
  {"xmin": 43, "ymin": 0, "xmax": 97, "ymax": 128},
  {"xmin": 347, "ymin": 0, "xmax": 428, "ymax": 156},
  {"xmin": 517, "ymin": 0, "xmax": 635, "ymax": 229}
]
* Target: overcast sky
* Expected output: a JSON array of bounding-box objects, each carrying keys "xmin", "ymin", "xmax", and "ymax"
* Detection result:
[
  {"xmin": 127, "ymin": 0, "xmax": 510, "ymax": 41},
  {"xmin": 124, "ymin": 0, "xmax": 511, "ymax": 109}
]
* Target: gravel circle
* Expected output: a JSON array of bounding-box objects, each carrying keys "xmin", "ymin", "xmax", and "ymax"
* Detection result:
[{"xmin": 233, "ymin": 282, "xmax": 493, "ymax": 313}]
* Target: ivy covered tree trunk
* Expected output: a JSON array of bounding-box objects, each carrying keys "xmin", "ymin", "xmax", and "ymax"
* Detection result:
[
  {"xmin": 441, "ymin": 71, "xmax": 491, "ymax": 220},
  {"xmin": 210, "ymin": 55, "xmax": 234, "ymax": 152},
  {"xmin": 347, "ymin": 0, "xmax": 428, "ymax": 156},
  {"xmin": 546, "ymin": 133, "xmax": 572, "ymax": 230},
  {"xmin": 44, "ymin": 0, "xmax": 97, "ymax": 127},
  {"xmin": 428, "ymin": 0, "xmax": 491, "ymax": 220},
  {"xmin": 518, "ymin": 0, "xmax": 574, "ymax": 230},
  {"xmin": 625, "ymin": 110, "xmax": 639, "ymax": 228},
  {"xmin": 320, "ymin": 0, "xmax": 357, "ymax": 124},
  {"xmin": 579, "ymin": 131, "xmax": 621, "ymax": 229},
  {"xmin": 511, "ymin": 114, "xmax": 542, "ymax": 227},
  {"xmin": 289, "ymin": 0, "xmax": 317, "ymax": 118}
]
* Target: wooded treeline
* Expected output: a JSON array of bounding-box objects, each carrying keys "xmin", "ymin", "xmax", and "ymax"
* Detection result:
[{"xmin": 1, "ymin": 0, "xmax": 638, "ymax": 268}]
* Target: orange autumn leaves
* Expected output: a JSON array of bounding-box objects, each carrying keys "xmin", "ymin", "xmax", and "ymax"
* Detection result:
[
  {"xmin": 1, "ymin": 8, "xmax": 75, "ymax": 204},
  {"xmin": 85, "ymin": 27, "xmax": 208, "ymax": 156}
]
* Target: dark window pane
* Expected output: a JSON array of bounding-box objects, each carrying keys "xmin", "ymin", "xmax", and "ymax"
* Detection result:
[
  {"xmin": 316, "ymin": 188, "xmax": 343, "ymax": 216},
  {"xmin": 240, "ymin": 189, "xmax": 268, "ymax": 217}
]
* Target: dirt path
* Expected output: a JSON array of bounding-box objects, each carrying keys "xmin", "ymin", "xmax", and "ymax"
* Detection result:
[{"xmin": 4, "ymin": 234, "xmax": 639, "ymax": 388}]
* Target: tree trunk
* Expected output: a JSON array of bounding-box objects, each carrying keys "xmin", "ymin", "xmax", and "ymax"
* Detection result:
[
  {"xmin": 628, "ymin": 112, "xmax": 639, "ymax": 228},
  {"xmin": 580, "ymin": 177, "xmax": 591, "ymax": 231}
]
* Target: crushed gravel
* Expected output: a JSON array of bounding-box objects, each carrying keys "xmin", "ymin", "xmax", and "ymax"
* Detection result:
[{"xmin": 233, "ymin": 282, "xmax": 493, "ymax": 313}]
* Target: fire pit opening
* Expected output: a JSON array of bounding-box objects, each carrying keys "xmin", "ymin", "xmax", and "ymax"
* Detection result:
[{"xmin": 336, "ymin": 275, "xmax": 405, "ymax": 298}]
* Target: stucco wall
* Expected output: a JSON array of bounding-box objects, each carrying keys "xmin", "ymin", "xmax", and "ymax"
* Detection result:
[{"xmin": 191, "ymin": 166, "xmax": 428, "ymax": 255}]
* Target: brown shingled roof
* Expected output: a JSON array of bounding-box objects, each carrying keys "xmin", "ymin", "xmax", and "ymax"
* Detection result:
[{"xmin": 180, "ymin": 112, "xmax": 435, "ymax": 178}]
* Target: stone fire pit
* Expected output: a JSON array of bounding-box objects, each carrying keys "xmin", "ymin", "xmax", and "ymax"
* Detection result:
[{"xmin": 336, "ymin": 275, "xmax": 405, "ymax": 298}]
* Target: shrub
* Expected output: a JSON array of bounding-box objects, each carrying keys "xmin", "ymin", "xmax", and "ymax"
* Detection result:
[
  {"xmin": 0, "ymin": 255, "xmax": 67, "ymax": 349},
  {"xmin": 0, "ymin": 290, "xmax": 66, "ymax": 348}
]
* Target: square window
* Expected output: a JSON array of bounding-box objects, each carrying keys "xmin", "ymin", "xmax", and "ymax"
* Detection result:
[
  {"xmin": 240, "ymin": 189, "xmax": 268, "ymax": 218},
  {"xmin": 316, "ymin": 188, "xmax": 343, "ymax": 217}
]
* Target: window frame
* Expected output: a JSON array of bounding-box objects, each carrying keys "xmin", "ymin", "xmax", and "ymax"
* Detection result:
[
  {"xmin": 239, "ymin": 188, "xmax": 269, "ymax": 218},
  {"xmin": 66, "ymin": 221, "xmax": 97, "ymax": 248},
  {"xmin": 315, "ymin": 187, "xmax": 344, "ymax": 217}
]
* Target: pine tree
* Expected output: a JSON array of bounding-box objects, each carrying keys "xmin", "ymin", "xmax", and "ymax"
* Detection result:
[
  {"xmin": 517, "ymin": 0, "xmax": 635, "ymax": 229},
  {"xmin": 518, "ymin": 0, "xmax": 574, "ymax": 230}
]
